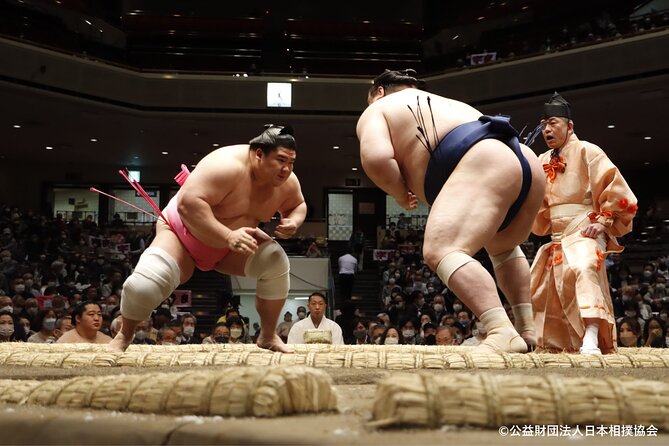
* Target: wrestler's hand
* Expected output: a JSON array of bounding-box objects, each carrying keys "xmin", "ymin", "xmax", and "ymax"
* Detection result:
[
  {"xmin": 227, "ymin": 227, "xmax": 258, "ymax": 254},
  {"xmin": 275, "ymin": 218, "xmax": 297, "ymax": 239},
  {"xmin": 581, "ymin": 223, "xmax": 606, "ymax": 239},
  {"xmin": 396, "ymin": 191, "xmax": 418, "ymax": 211}
]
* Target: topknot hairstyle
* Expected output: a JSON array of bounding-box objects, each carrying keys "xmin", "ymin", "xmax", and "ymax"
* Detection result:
[
  {"xmin": 249, "ymin": 124, "xmax": 296, "ymax": 154},
  {"xmin": 370, "ymin": 69, "xmax": 427, "ymax": 95}
]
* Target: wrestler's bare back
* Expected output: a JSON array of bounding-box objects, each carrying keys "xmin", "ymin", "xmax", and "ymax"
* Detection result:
[{"xmin": 358, "ymin": 88, "xmax": 483, "ymax": 202}]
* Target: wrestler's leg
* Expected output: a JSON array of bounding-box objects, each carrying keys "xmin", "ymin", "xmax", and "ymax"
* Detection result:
[
  {"xmin": 423, "ymin": 139, "xmax": 527, "ymax": 353},
  {"xmin": 215, "ymin": 237, "xmax": 293, "ymax": 353},
  {"xmin": 108, "ymin": 220, "xmax": 195, "ymax": 352},
  {"xmin": 483, "ymin": 143, "xmax": 545, "ymax": 348}
]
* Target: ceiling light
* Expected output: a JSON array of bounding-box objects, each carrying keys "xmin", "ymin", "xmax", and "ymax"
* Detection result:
[
  {"xmin": 333, "ymin": 146, "xmax": 340, "ymax": 150},
  {"xmin": 12, "ymin": 124, "xmax": 20, "ymax": 129},
  {"xmin": 46, "ymin": 146, "xmax": 53, "ymax": 150},
  {"xmin": 477, "ymin": 16, "xmax": 485, "ymax": 20},
  {"xmin": 607, "ymin": 125, "xmax": 615, "ymax": 129},
  {"xmin": 90, "ymin": 138, "xmax": 98, "ymax": 142},
  {"xmin": 644, "ymin": 161, "xmax": 651, "ymax": 165},
  {"xmin": 644, "ymin": 136, "xmax": 652, "ymax": 140},
  {"xmin": 84, "ymin": 19, "xmax": 92, "ymax": 25},
  {"xmin": 161, "ymin": 151, "xmax": 168, "ymax": 155},
  {"xmin": 243, "ymin": 73, "xmax": 248, "ymax": 77},
  {"xmin": 190, "ymin": 164, "xmax": 196, "ymax": 168},
  {"xmin": 212, "ymin": 143, "xmax": 219, "ymax": 147},
  {"xmin": 452, "ymin": 35, "xmax": 459, "ymax": 40},
  {"xmin": 351, "ymin": 167, "xmax": 358, "ymax": 171},
  {"xmin": 133, "ymin": 156, "xmax": 139, "ymax": 159}
]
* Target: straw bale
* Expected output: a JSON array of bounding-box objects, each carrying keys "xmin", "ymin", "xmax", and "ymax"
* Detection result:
[
  {"xmin": 0, "ymin": 366, "xmax": 337, "ymax": 417},
  {"xmin": 372, "ymin": 372, "xmax": 669, "ymax": 430}
]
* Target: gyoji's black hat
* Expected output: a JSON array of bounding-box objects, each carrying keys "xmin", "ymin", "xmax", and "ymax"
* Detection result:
[{"xmin": 542, "ymin": 92, "xmax": 572, "ymax": 120}]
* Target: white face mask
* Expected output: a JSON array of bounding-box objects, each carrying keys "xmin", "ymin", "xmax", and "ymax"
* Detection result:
[
  {"xmin": 433, "ymin": 304, "xmax": 444, "ymax": 313},
  {"xmin": 452, "ymin": 304, "xmax": 463, "ymax": 312},
  {"xmin": 384, "ymin": 337, "xmax": 399, "ymax": 345},
  {"xmin": 182, "ymin": 326, "xmax": 195, "ymax": 337},
  {"xmin": 230, "ymin": 328, "xmax": 243, "ymax": 339},
  {"xmin": 402, "ymin": 329, "xmax": 415, "ymax": 339},
  {"xmin": 14, "ymin": 285, "xmax": 25, "ymax": 293},
  {"xmin": 0, "ymin": 325, "xmax": 14, "ymax": 338},
  {"xmin": 297, "ymin": 312, "xmax": 306, "ymax": 319},
  {"xmin": 43, "ymin": 318, "xmax": 56, "ymax": 331},
  {"xmin": 619, "ymin": 333, "xmax": 638, "ymax": 347},
  {"xmin": 134, "ymin": 330, "xmax": 147, "ymax": 341},
  {"xmin": 0, "ymin": 306, "xmax": 13, "ymax": 314}
]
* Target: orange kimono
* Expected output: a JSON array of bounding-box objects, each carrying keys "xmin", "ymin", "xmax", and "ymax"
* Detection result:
[{"xmin": 530, "ymin": 134, "xmax": 637, "ymax": 353}]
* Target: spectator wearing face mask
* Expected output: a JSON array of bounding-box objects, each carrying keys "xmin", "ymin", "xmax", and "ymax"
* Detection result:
[
  {"xmin": 18, "ymin": 316, "xmax": 33, "ymax": 338},
  {"xmin": 0, "ymin": 310, "xmax": 27, "ymax": 342},
  {"xmin": 226, "ymin": 316, "xmax": 246, "ymax": 344},
  {"xmin": 28, "ymin": 309, "xmax": 58, "ymax": 343},
  {"xmin": 456, "ymin": 310, "xmax": 473, "ymax": 338},
  {"xmin": 179, "ymin": 313, "xmax": 199, "ymax": 344},
  {"xmin": 296, "ymin": 306, "xmax": 307, "ymax": 321},
  {"xmin": 157, "ymin": 327, "xmax": 177, "ymax": 345},
  {"xmin": 399, "ymin": 317, "xmax": 419, "ymax": 345},
  {"xmin": 617, "ymin": 302, "xmax": 646, "ymax": 334},
  {"xmin": 461, "ymin": 319, "xmax": 487, "ymax": 346},
  {"xmin": 350, "ymin": 318, "xmax": 369, "ymax": 345},
  {"xmin": 369, "ymin": 324, "xmax": 385, "ymax": 345},
  {"xmin": 421, "ymin": 322, "xmax": 437, "ymax": 345},
  {"xmin": 20, "ymin": 298, "xmax": 39, "ymax": 322},
  {"xmin": 430, "ymin": 295, "xmax": 448, "ymax": 322},
  {"xmin": 202, "ymin": 323, "xmax": 230, "ymax": 345},
  {"xmin": 617, "ymin": 317, "xmax": 642, "ymax": 348},
  {"xmin": 640, "ymin": 263, "xmax": 656, "ymax": 284},
  {"xmin": 132, "ymin": 319, "xmax": 156, "ymax": 345},
  {"xmin": 643, "ymin": 316, "xmax": 667, "ymax": 348},
  {"xmin": 0, "ymin": 295, "xmax": 13, "ymax": 316},
  {"xmin": 379, "ymin": 325, "xmax": 404, "ymax": 346},
  {"xmin": 0, "ymin": 250, "xmax": 18, "ymax": 278}
]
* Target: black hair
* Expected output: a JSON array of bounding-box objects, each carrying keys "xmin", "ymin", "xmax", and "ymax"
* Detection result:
[
  {"xmin": 72, "ymin": 300, "xmax": 100, "ymax": 326},
  {"xmin": 308, "ymin": 292, "xmax": 326, "ymax": 304},
  {"xmin": 379, "ymin": 325, "xmax": 405, "ymax": 345},
  {"xmin": 225, "ymin": 316, "xmax": 244, "ymax": 329},
  {"xmin": 369, "ymin": 69, "xmax": 426, "ymax": 96},
  {"xmin": 642, "ymin": 316, "xmax": 667, "ymax": 348},
  {"xmin": 249, "ymin": 124, "xmax": 296, "ymax": 155}
]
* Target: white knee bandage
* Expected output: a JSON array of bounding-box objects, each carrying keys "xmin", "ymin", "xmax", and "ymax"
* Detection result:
[
  {"xmin": 489, "ymin": 246, "xmax": 525, "ymax": 270},
  {"xmin": 436, "ymin": 250, "xmax": 478, "ymax": 287},
  {"xmin": 244, "ymin": 241, "xmax": 290, "ymax": 300},
  {"xmin": 121, "ymin": 247, "xmax": 180, "ymax": 321}
]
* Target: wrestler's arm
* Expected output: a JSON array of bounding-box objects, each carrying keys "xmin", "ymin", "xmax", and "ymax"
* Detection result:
[
  {"xmin": 275, "ymin": 174, "xmax": 307, "ymax": 238},
  {"xmin": 177, "ymin": 152, "xmax": 244, "ymax": 249},
  {"xmin": 357, "ymin": 110, "xmax": 415, "ymax": 208}
]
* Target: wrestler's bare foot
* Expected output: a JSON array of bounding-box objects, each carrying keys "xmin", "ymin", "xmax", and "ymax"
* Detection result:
[
  {"xmin": 257, "ymin": 333, "xmax": 294, "ymax": 353},
  {"xmin": 475, "ymin": 329, "xmax": 528, "ymax": 354},
  {"xmin": 106, "ymin": 332, "xmax": 133, "ymax": 353}
]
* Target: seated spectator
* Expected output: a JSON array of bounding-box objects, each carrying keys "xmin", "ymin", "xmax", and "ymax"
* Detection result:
[
  {"xmin": 0, "ymin": 295, "xmax": 13, "ymax": 314},
  {"xmin": 133, "ymin": 319, "xmax": 156, "ymax": 345},
  {"xmin": 351, "ymin": 318, "xmax": 369, "ymax": 345},
  {"xmin": 421, "ymin": 322, "xmax": 437, "ymax": 345},
  {"xmin": 18, "ymin": 316, "xmax": 33, "ymax": 338},
  {"xmin": 53, "ymin": 315, "xmax": 73, "ymax": 340},
  {"xmin": 179, "ymin": 313, "xmax": 199, "ymax": 344},
  {"xmin": 462, "ymin": 318, "xmax": 487, "ymax": 346},
  {"xmin": 379, "ymin": 325, "xmax": 404, "ymax": 346},
  {"xmin": 305, "ymin": 240, "xmax": 323, "ymax": 258},
  {"xmin": 109, "ymin": 315, "xmax": 122, "ymax": 338},
  {"xmin": 0, "ymin": 309, "xmax": 27, "ymax": 342},
  {"xmin": 399, "ymin": 317, "xmax": 419, "ymax": 345},
  {"xmin": 57, "ymin": 301, "xmax": 112, "ymax": 344},
  {"xmin": 370, "ymin": 324, "xmax": 386, "ymax": 345},
  {"xmin": 157, "ymin": 327, "xmax": 178, "ymax": 345},
  {"xmin": 28, "ymin": 309, "xmax": 58, "ymax": 343},
  {"xmin": 276, "ymin": 311, "xmax": 294, "ymax": 343},
  {"xmin": 287, "ymin": 292, "xmax": 344, "ymax": 345},
  {"xmin": 226, "ymin": 316, "xmax": 246, "ymax": 344},
  {"xmin": 202, "ymin": 323, "xmax": 230, "ymax": 344},
  {"xmin": 617, "ymin": 317, "xmax": 642, "ymax": 348},
  {"xmin": 435, "ymin": 325, "xmax": 455, "ymax": 346},
  {"xmin": 643, "ymin": 316, "xmax": 667, "ymax": 348}
]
